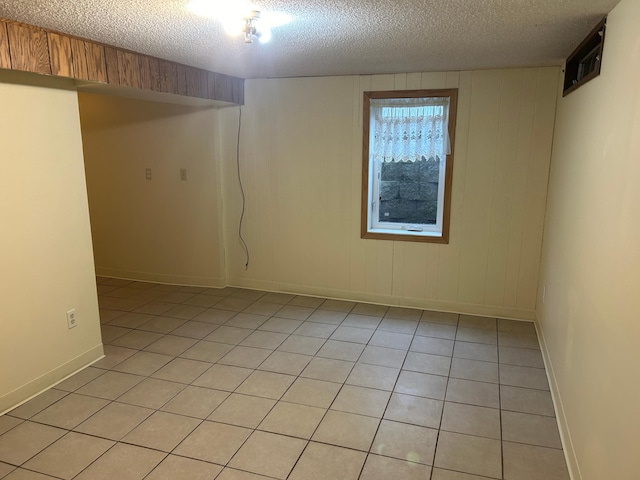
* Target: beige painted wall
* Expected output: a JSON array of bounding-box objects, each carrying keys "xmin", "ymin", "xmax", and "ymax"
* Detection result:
[
  {"xmin": 218, "ymin": 67, "xmax": 559, "ymax": 319},
  {"xmin": 79, "ymin": 93, "xmax": 225, "ymax": 287},
  {"xmin": 0, "ymin": 72, "xmax": 103, "ymax": 413},
  {"xmin": 537, "ymin": 0, "xmax": 640, "ymax": 478}
]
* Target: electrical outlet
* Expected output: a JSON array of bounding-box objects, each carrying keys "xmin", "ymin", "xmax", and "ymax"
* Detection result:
[
  {"xmin": 145, "ymin": 168, "xmax": 152, "ymax": 180},
  {"xmin": 66, "ymin": 309, "xmax": 77, "ymax": 329},
  {"xmin": 180, "ymin": 168, "xmax": 187, "ymax": 181}
]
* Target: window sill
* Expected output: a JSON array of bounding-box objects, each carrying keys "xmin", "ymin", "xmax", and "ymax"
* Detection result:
[{"xmin": 362, "ymin": 228, "xmax": 449, "ymax": 244}]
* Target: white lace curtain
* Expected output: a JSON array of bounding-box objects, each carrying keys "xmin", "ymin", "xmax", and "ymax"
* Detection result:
[{"xmin": 370, "ymin": 97, "xmax": 450, "ymax": 163}]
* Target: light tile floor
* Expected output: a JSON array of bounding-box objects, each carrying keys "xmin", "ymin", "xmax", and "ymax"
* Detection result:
[{"xmin": 0, "ymin": 278, "xmax": 571, "ymax": 480}]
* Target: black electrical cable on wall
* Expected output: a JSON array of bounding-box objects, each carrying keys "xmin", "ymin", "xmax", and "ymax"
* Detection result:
[{"xmin": 236, "ymin": 107, "xmax": 250, "ymax": 269}]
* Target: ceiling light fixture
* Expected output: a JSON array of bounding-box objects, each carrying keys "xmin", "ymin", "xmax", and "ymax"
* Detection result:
[{"xmin": 187, "ymin": 0, "xmax": 290, "ymax": 44}]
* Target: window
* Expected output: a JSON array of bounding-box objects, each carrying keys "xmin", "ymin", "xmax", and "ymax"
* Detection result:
[{"xmin": 361, "ymin": 89, "xmax": 458, "ymax": 243}]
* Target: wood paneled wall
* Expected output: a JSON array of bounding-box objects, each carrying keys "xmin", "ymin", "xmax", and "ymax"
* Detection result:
[{"xmin": 0, "ymin": 18, "xmax": 244, "ymax": 105}]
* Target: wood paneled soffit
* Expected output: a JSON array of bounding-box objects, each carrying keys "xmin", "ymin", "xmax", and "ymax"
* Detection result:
[{"xmin": 0, "ymin": 18, "xmax": 244, "ymax": 105}]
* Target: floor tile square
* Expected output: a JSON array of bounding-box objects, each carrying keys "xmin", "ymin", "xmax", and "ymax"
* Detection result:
[
  {"xmin": 421, "ymin": 311, "xmax": 459, "ymax": 325},
  {"xmin": 193, "ymin": 308, "xmax": 235, "ymax": 324},
  {"xmin": 111, "ymin": 351, "xmax": 173, "ymax": 376},
  {"xmin": 275, "ymin": 305, "xmax": 314, "ymax": 320},
  {"xmin": 170, "ymin": 321, "xmax": 219, "ymax": 339},
  {"xmin": 204, "ymin": 326, "xmax": 253, "ymax": 345},
  {"xmin": 453, "ymin": 342, "xmax": 498, "ymax": 363},
  {"xmin": 394, "ymin": 371, "xmax": 447, "ymax": 400},
  {"xmin": 360, "ymin": 454, "xmax": 431, "ymax": 480},
  {"xmin": 208, "ymin": 393, "xmax": 276, "ymax": 428},
  {"xmin": 456, "ymin": 327, "xmax": 497, "ymax": 345},
  {"xmin": 341, "ymin": 314, "xmax": 382, "ymax": 329},
  {"xmin": 0, "ymin": 422, "xmax": 65, "ymax": 466},
  {"xmin": 307, "ymin": 310, "xmax": 347, "ymax": 325},
  {"xmin": 108, "ymin": 312, "xmax": 156, "ymax": 329},
  {"xmin": 346, "ymin": 363, "xmax": 399, "ymax": 391},
  {"xmin": 441, "ymin": 402, "xmax": 501, "ymax": 439},
  {"xmin": 416, "ymin": 322, "xmax": 457, "ymax": 340},
  {"xmin": 137, "ymin": 316, "xmax": 187, "ymax": 334},
  {"xmin": 359, "ymin": 345, "xmax": 407, "ymax": 368},
  {"xmin": 258, "ymin": 317, "xmax": 304, "ymax": 334},
  {"xmin": 260, "ymin": 292, "xmax": 295, "ymax": 304},
  {"xmin": 0, "ymin": 416, "xmax": 22, "ymax": 435},
  {"xmin": 7, "ymin": 390, "xmax": 67, "ymax": 420},
  {"xmin": 501, "ymin": 411, "xmax": 562, "ymax": 448},
  {"xmin": 144, "ymin": 454, "xmax": 222, "ymax": 480},
  {"xmin": 75, "ymin": 371, "xmax": 144, "ymax": 400},
  {"xmin": 235, "ymin": 371, "xmax": 296, "ymax": 399},
  {"xmin": 369, "ymin": 331, "xmax": 413, "ymax": 350},
  {"xmin": 312, "ymin": 410, "xmax": 379, "ymax": 451},
  {"xmin": 502, "ymin": 441, "xmax": 570, "ymax": 480},
  {"xmin": 434, "ymin": 431, "xmax": 502, "ymax": 478},
  {"xmin": 0, "ymin": 462, "xmax": 15, "ymax": 478},
  {"xmin": 243, "ymin": 301, "xmax": 284, "ymax": 317},
  {"xmin": 111, "ymin": 330, "xmax": 163, "ymax": 349},
  {"xmin": 500, "ymin": 385, "xmax": 555, "ymax": 416},
  {"xmin": 281, "ymin": 378, "xmax": 341, "ymax": 408},
  {"xmin": 74, "ymin": 443, "xmax": 165, "ymax": 480},
  {"xmin": 498, "ymin": 332, "xmax": 539, "ymax": 349},
  {"xmin": 54, "ymin": 367, "xmax": 104, "ymax": 392},
  {"xmin": 432, "ymin": 468, "xmax": 496, "ymax": 479},
  {"xmin": 174, "ymin": 421, "xmax": 251, "ymax": 463},
  {"xmin": 151, "ymin": 358, "xmax": 212, "ymax": 384},
  {"xmin": 192, "ymin": 364, "xmax": 253, "ymax": 391},
  {"xmin": 499, "ymin": 346, "xmax": 544, "ymax": 368},
  {"xmin": 320, "ymin": 299, "xmax": 356, "ymax": 312},
  {"xmin": 240, "ymin": 331, "xmax": 289, "ymax": 350},
  {"xmin": 301, "ymin": 357, "xmax": 354, "ymax": 383},
  {"xmin": 229, "ymin": 431, "xmax": 307, "ymax": 479},
  {"xmin": 277, "ymin": 335, "xmax": 325, "ymax": 355},
  {"xmin": 133, "ymin": 301, "xmax": 175, "ymax": 316},
  {"xmin": 183, "ymin": 294, "xmax": 224, "ymax": 308},
  {"xmin": 458, "ymin": 315, "xmax": 497, "ymax": 330},
  {"xmin": 122, "ymin": 411, "xmax": 201, "ymax": 451},
  {"xmin": 23, "ymin": 432, "xmax": 113, "ymax": 479},
  {"xmin": 331, "ymin": 385, "xmax": 391, "ymax": 418},
  {"xmin": 500, "ymin": 364, "xmax": 549, "ymax": 390},
  {"xmin": 317, "ymin": 340, "xmax": 364, "ymax": 362},
  {"xmin": 289, "ymin": 442, "xmax": 366, "ymax": 480},
  {"xmin": 258, "ymin": 401, "xmax": 325, "ymax": 439},
  {"xmin": 371, "ymin": 420, "xmax": 437, "ymax": 465},
  {"xmin": 404, "ymin": 351, "xmax": 451, "ymax": 376},
  {"xmin": 143, "ymin": 335, "xmax": 198, "ymax": 356},
  {"xmin": 31, "ymin": 394, "xmax": 109, "ymax": 429},
  {"xmin": 383, "ymin": 393, "xmax": 443, "ymax": 429},
  {"xmin": 497, "ymin": 319, "xmax": 536, "ymax": 335},
  {"xmin": 224, "ymin": 313, "xmax": 269, "ymax": 329},
  {"xmin": 289, "ymin": 295, "xmax": 325, "ymax": 308},
  {"xmin": 74, "ymin": 401, "xmax": 153, "ymax": 440},
  {"xmin": 179, "ymin": 340, "xmax": 233, "ymax": 363},
  {"xmin": 450, "ymin": 358, "xmax": 498, "ymax": 384},
  {"xmin": 163, "ymin": 304, "xmax": 206, "ymax": 320},
  {"xmin": 410, "ymin": 336, "xmax": 454, "ymax": 356},
  {"xmin": 160, "ymin": 386, "xmax": 229, "ymax": 419},
  {"xmin": 93, "ymin": 345, "xmax": 138, "ymax": 369},
  {"xmin": 292, "ymin": 321, "xmax": 337, "ymax": 339},
  {"xmin": 377, "ymin": 318, "xmax": 418, "ymax": 334},
  {"xmin": 385, "ymin": 307, "xmax": 422, "ymax": 321},
  {"xmin": 445, "ymin": 378, "xmax": 500, "ymax": 409},
  {"xmin": 330, "ymin": 326, "xmax": 374, "ymax": 344},
  {"xmin": 100, "ymin": 325, "xmax": 132, "ymax": 344},
  {"xmin": 116, "ymin": 378, "xmax": 185, "ymax": 409},
  {"xmin": 258, "ymin": 351, "xmax": 312, "ymax": 375},
  {"xmin": 219, "ymin": 346, "xmax": 272, "ymax": 368},
  {"xmin": 351, "ymin": 303, "xmax": 389, "ymax": 317}
]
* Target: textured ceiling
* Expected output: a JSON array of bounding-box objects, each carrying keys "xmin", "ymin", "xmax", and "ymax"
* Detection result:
[{"xmin": 0, "ymin": 0, "xmax": 620, "ymax": 79}]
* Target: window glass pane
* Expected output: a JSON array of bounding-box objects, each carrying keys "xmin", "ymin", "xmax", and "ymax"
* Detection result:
[{"xmin": 378, "ymin": 159, "xmax": 440, "ymax": 225}]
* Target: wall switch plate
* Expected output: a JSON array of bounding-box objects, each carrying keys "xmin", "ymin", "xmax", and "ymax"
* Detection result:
[
  {"xmin": 180, "ymin": 168, "xmax": 187, "ymax": 181},
  {"xmin": 66, "ymin": 309, "xmax": 77, "ymax": 329},
  {"xmin": 145, "ymin": 168, "xmax": 152, "ymax": 180}
]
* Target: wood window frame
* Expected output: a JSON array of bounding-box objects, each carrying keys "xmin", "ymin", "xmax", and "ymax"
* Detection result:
[{"xmin": 361, "ymin": 88, "xmax": 458, "ymax": 244}]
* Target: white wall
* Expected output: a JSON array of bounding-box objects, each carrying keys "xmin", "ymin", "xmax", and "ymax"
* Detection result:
[
  {"xmin": 0, "ymin": 72, "xmax": 102, "ymax": 413},
  {"xmin": 218, "ymin": 68, "xmax": 559, "ymax": 319},
  {"xmin": 537, "ymin": 0, "xmax": 640, "ymax": 478},
  {"xmin": 79, "ymin": 93, "xmax": 225, "ymax": 287}
]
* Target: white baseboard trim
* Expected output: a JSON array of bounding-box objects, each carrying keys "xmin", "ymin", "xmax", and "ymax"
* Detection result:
[
  {"xmin": 0, "ymin": 344, "xmax": 104, "ymax": 415},
  {"xmin": 95, "ymin": 267, "xmax": 226, "ymax": 288},
  {"xmin": 536, "ymin": 321, "xmax": 582, "ymax": 480},
  {"xmin": 226, "ymin": 277, "xmax": 536, "ymax": 321}
]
